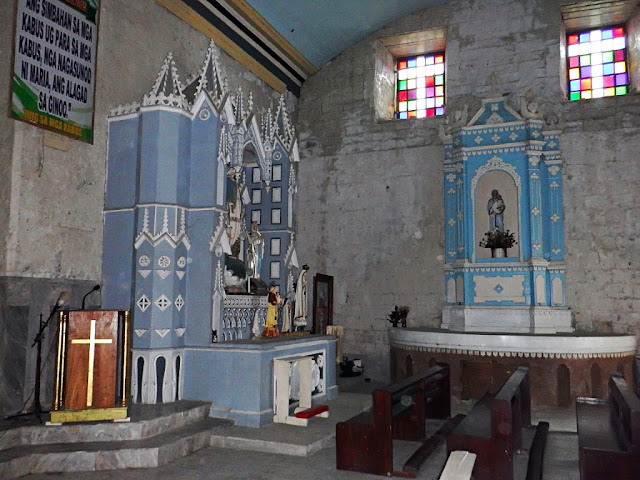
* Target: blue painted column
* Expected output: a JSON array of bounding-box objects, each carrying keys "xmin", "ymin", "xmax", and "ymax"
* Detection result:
[
  {"xmin": 526, "ymin": 121, "xmax": 545, "ymax": 260},
  {"xmin": 543, "ymin": 132, "xmax": 566, "ymax": 262},
  {"xmin": 443, "ymin": 142, "xmax": 458, "ymax": 264},
  {"xmin": 103, "ymin": 116, "xmax": 139, "ymax": 311},
  {"xmin": 443, "ymin": 140, "xmax": 459, "ymax": 306},
  {"xmin": 132, "ymin": 110, "xmax": 191, "ymax": 350}
]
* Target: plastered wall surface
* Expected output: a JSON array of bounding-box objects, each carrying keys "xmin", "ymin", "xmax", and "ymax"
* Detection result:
[{"xmin": 295, "ymin": 0, "xmax": 640, "ymax": 380}]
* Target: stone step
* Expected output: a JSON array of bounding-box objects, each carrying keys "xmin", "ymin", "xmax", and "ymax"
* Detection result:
[
  {"xmin": 0, "ymin": 400, "xmax": 211, "ymax": 450},
  {"xmin": 0, "ymin": 416, "xmax": 230, "ymax": 479}
]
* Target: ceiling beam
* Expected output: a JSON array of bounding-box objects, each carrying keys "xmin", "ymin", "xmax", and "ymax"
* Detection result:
[{"xmin": 157, "ymin": 0, "xmax": 315, "ymax": 95}]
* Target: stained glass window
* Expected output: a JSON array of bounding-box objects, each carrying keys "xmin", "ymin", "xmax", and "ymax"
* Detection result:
[
  {"xmin": 396, "ymin": 53, "xmax": 445, "ymax": 119},
  {"xmin": 567, "ymin": 26, "xmax": 628, "ymax": 101}
]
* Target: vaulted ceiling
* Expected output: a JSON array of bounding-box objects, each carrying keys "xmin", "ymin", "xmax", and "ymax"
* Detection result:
[
  {"xmin": 157, "ymin": 0, "xmax": 449, "ymax": 95},
  {"xmin": 157, "ymin": 1, "xmax": 639, "ymax": 96}
]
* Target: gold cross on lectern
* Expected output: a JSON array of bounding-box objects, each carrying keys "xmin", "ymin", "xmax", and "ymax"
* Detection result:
[{"xmin": 71, "ymin": 319, "xmax": 113, "ymax": 407}]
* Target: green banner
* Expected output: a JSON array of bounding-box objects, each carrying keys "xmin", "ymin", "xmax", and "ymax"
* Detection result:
[{"xmin": 12, "ymin": 0, "xmax": 100, "ymax": 143}]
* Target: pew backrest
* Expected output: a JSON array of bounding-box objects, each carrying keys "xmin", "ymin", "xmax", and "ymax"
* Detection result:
[
  {"xmin": 374, "ymin": 363, "xmax": 450, "ymax": 420},
  {"xmin": 608, "ymin": 373, "xmax": 640, "ymax": 453},
  {"xmin": 491, "ymin": 366, "xmax": 530, "ymax": 450}
]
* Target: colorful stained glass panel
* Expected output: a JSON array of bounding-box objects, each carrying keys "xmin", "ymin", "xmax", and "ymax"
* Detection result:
[
  {"xmin": 397, "ymin": 52, "xmax": 445, "ymax": 118},
  {"xmin": 567, "ymin": 26, "xmax": 628, "ymax": 101}
]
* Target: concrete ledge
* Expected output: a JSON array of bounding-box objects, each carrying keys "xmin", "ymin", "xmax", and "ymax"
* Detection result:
[
  {"xmin": 442, "ymin": 306, "xmax": 573, "ymax": 334},
  {"xmin": 390, "ymin": 327, "xmax": 636, "ymax": 358}
]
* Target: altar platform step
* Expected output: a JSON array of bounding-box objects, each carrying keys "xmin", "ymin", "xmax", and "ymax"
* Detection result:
[
  {"xmin": 0, "ymin": 401, "xmax": 231, "ymax": 479},
  {"xmin": 0, "ymin": 392, "xmax": 373, "ymax": 478},
  {"xmin": 210, "ymin": 392, "xmax": 372, "ymax": 456}
]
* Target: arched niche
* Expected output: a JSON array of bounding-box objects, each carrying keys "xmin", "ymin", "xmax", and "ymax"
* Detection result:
[
  {"xmin": 135, "ymin": 356, "xmax": 145, "ymax": 404},
  {"xmin": 405, "ymin": 355, "xmax": 414, "ymax": 377},
  {"xmin": 223, "ymin": 141, "xmax": 262, "ymax": 259},
  {"xmin": 446, "ymin": 278, "xmax": 456, "ymax": 304},
  {"xmin": 590, "ymin": 363, "xmax": 603, "ymax": 398},
  {"xmin": 174, "ymin": 354, "xmax": 182, "ymax": 402},
  {"xmin": 155, "ymin": 355, "xmax": 166, "ymax": 403},
  {"xmin": 473, "ymin": 169, "xmax": 520, "ymax": 260},
  {"xmin": 557, "ymin": 364, "xmax": 570, "ymax": 407}
]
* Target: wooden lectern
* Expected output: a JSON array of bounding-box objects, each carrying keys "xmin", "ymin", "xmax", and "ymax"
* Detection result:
[{"xmin": 51, "ymin": 310, "xmax": 131, "ymax": 423}]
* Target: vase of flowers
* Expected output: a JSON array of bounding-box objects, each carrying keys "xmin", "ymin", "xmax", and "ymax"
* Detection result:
[
  {"xmin": 388, "ymin": 305, "xmax": 410, "ymax": 327},
  {"xmin": 479, "ymin": 229, "xmax": 517, "ymax": 258}
]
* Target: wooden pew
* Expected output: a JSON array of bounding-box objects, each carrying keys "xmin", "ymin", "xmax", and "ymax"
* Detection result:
[
  {"xmin": 525, "ymin": 420, "xmax": 549, "ymax": 480},
  {"xmin": 576, "ymin": 372, "xmax": 640, "ymax": 480},
  {"xmin": 446, "ymin": 366, "xmax": 531, "ymax": 480},
  {"xmin": 336, "ymin": 364, "xmax": 451, "ymax": 477}
]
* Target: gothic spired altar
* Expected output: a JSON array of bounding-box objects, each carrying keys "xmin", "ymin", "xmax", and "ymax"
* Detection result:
[{"xmin": 101, "ymin": 41, "xmax": 336, "ymax": 426}]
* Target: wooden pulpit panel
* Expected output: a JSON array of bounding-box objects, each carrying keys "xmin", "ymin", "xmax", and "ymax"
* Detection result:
[
  {"xmin": 65, "ymin": 311, "xmax": 119, "ymax": 409},
  {"xmin": 52, "ymin": 310, "xmax": 131, "ymax": 422}
]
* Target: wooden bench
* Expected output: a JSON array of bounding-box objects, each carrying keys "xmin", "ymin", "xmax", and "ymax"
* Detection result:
[
  {"xmin": 446, "ymin": 366, "xmax": 532, "ymax": 480},
  {"xmin": 576, "ymin": 372, "xmax": 640, "ymax": 480},
  {"xmin": 336, "ymin": 363, "xmax": 452, "ymax": 477},
  {"xmin": 525, "ymin": 420, "xmax": 549, "ymax": 480}
]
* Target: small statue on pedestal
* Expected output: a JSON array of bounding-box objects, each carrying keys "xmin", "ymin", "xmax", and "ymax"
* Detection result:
[
  {"xmin": 263, "ymin": 284, "xmax": 281, "ymax": 338},
  {"xmin": 293, "ymin": 264, "xmax": 310, "ymax": 331}
]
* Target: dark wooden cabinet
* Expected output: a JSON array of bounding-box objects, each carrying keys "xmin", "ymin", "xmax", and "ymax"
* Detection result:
[{"xmin": 312, "ymin": 274, "xmax": 333, "ymax": 334}]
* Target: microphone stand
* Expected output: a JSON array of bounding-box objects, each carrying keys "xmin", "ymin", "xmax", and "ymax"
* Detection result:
[
  {"xmin": 31, "ymin": 313, "xmax": 45, "ymax": 419},
  {"xmin": 29, "ymin": 301, "xmax": 65, "ymax": 420}
]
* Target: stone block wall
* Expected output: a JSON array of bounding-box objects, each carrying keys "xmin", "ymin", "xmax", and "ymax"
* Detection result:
[
  {"xmin": 295, "ymin": 0, "xmax": 640, "ymax": 381},
  {"xmin": 0, "ymin": 278, "xmax": 102, "ymax": 416}
]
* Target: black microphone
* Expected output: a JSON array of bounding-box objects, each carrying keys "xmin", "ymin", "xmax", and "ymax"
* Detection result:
[{"xmin": 81, "ymin": 285, "xmax": 100, "ymax": 310}]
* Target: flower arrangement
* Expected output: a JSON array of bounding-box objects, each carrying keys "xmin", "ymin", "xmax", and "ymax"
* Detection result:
[
  {"xmin": 479, "ymin": 229, "xmax": 517, "ymax": 249},
  {"xmin": 388, "ymin": 305, "xmax": 410, "ymax": 327}
]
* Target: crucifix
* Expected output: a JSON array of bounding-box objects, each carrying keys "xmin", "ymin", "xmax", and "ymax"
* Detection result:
[{"xmin": 71, "ymin": 319, "xmax": 113, "ymax": 407}]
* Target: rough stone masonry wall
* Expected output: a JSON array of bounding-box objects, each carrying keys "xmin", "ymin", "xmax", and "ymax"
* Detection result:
[
  {"xmin": 295, "ymin": 0, "xmax": 640, "ymax": 381},
  {"xmin": 0, "ymin": 0, "xmax": 290, "ymax": 416}
]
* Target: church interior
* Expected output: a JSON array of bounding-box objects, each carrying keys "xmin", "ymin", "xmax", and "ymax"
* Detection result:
[{"xmin": 1, "ymin": 0, "xmax": 640, "ymax": 478}]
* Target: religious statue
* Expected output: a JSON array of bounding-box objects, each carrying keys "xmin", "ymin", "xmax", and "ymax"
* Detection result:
[
  {"xmin": 293, "ymin": 264, "xmax": 310, "ymax": 330},
  {"xmin": 480, "ymin": 189, "xmax": 516, "ymax": 257},
  {"xmin": 263, "ymin": 284, "xmax": 282, "ymax": 338},
  {"xmin": 225, "ymin": 169, "xmax": 245, "ymax": 257},
  {"xmin": 246, "ymin": 221, "xmax": 264, "ymax": 278},
  {"xmin": 487, "ymin": 189, "xmax": 505, "ymax": 232}
]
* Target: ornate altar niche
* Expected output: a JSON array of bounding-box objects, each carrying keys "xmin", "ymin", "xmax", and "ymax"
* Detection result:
[
  {"xmin": 441, "ymin": 97, "xmax": 572, "ymax": 333},
  {"xmin": 390, "ymin": 97, "xmax": 637, "ymax": 407}
]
